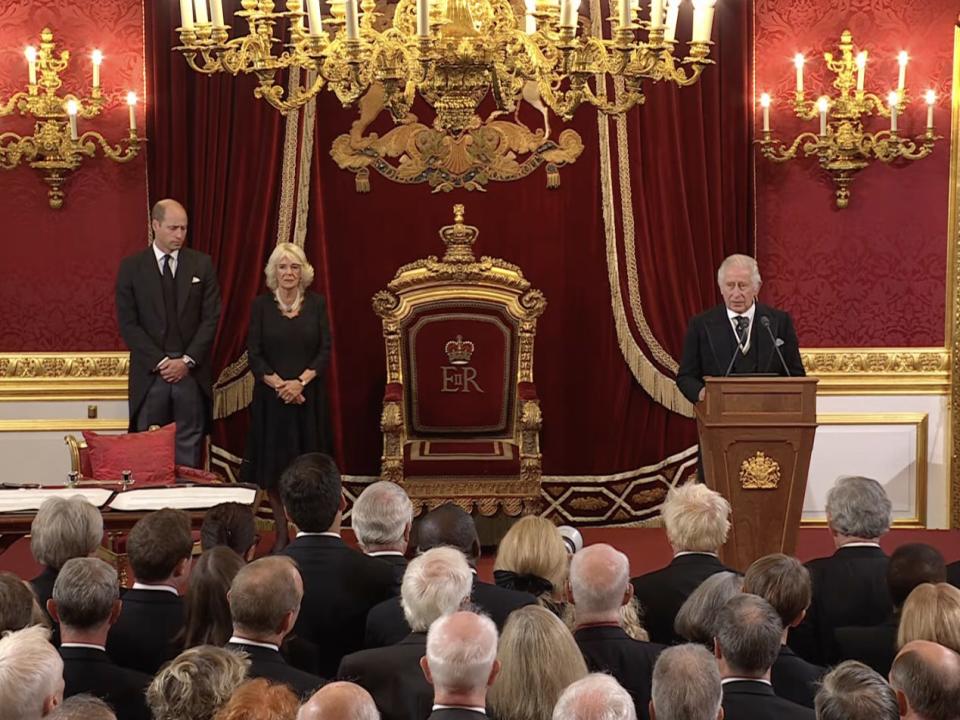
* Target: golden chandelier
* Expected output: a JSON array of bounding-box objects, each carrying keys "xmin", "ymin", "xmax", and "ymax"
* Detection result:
[{"xmin": 174, "ymin": 0, "xmax": 718, "ymax": 133}]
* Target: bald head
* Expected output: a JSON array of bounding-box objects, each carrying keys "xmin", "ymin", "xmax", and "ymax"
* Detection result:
[
  {"xmin": 151, "ymin": 199, "xmax": 186, "ymax": 224},
  {"xmin": 415, "ymin": 504, "xmax": 480, "ymax": 562},
  {"xmin": 890, "ymin": 640, "xmax": 960, "ymax": 720},
  {"xmin": 229, "ymin": 556, "xmax": 302, "ymax": 639},
  {"xmin": 569, "ymin": 544, "xmax": 631, "ymax": 615},
  {"xmin": 151, "ymin": 199, "xmax": 188, "ymax": 253},
  {"xmin": 424, "ymin": 611, "xmax": 499, "ymax": 694},
  {"xmin": 297, "ymin": 682, "xmax": 379, "ymax": 720}
]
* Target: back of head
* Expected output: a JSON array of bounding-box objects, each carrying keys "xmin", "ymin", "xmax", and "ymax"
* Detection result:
[
  {"xmin": 662, "ymin": 484, "xmax": 731, "ymax": 553},
  {"xmin": 415, "ymin": 504, "xmax": 480, "ymax": 560},
  {"xmin": 30, "ymin": 496, "xmax": 103, "ymax": 571},
  {"xmin": 489, "ymin": 605, "xmax": 588, "ymax": 720},
  {"xmin": 674, "ymin": 572, "xmax": 743, "ymax": 646},
  {"xmin": 815, "ymin": 660, "xmax": 898, "ymax": 720},
  {"xmin": 297, "ymin": 681, "xmax": 380, "ymax": 720},
  {"xmin": 890, "ymin": 641, "xmax": 960, "ymax": 720},
  {"xmin": 47, "ymin": 694, "xmax": 116, "ymax": 720},
  {"xmin": 52, "ymin": 557, "xmax": 118, "ymax": 630},
  {"xmin": 147, "ymin": 645, "xmax": 250, "ymax": 720},
  {"xmin": 493, "ymin": 516, "xmax": 569, "ymax": 598},
  {"xmin": 651, "ymin": 644, "xmax": 722, "ymax": 720},
  {"xmin": 401, "ymin": 546, "xmax": 472, "ymax": 632},
  {"xmin": 128, "ymin": 508, "xmax": 193, "ymax": 582},
  {"xmin": 898, "ymin": 583, "xmax": 960, "ymax": 653},
  {"xmin": 569, "ymin": 543, "xmax": 630, "ymax": 615},
  {"xmin": 201, "ymin": 503, "xmax": 256, "ymax": 556},
  {"xmin": 351, "ymin": 481, "xmax": 413, "ymax": 550},
  {"xmin": 552, "ymin": 674, "xmax": 637, "ymax": 720},
  {"xmin": 229, "ymin": 557, "xmax": 302, "ymax": 637},
  {"xmin": 825, "ymin": 476, "xmax": 891, "ymax": 540},
  {"xmin": 213, "ymin": 678, "xmax": 299, "ymax": 720},
  {"xmin": 426, "ymin": 611, "xmax": 498, "ymax": 695},
  {"xmin": 279, "ymin": 453, "xmax": 342, "ymax": 532},
  {"xmin": 888, "ymin": 544, "xmax": 946, "ymax": 608},
  {"xmin": 0, "ymin": 625, "xmax": 63, "ymax": 720},
  {"xmin": 743, "ymin": 553, "xmax": 811, "ymax": 628},
  {"xmin": 715, "ymin": 594, "xmax": 783, "ymax": 676},
  {"xmin": 182, "ymin": 547, "xmax": 246, "ymax": 648},
  {"xmin": 0, "ymin": 572, "xmax": 37, "ymax": 634}
]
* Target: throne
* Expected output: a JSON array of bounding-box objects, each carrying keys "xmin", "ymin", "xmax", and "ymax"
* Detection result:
[{"xmin": 373, "ymin": 205, "xmax": 546, "ymax": 517}]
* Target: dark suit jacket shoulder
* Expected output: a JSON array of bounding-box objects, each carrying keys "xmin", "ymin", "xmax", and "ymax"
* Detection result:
[
  {"xmin": 721, "ymin": 680, "xmax": 815, "ymax": 720},
  {"xmin": 338, "ymin": 633, "xmax": 431, "ymax": 720},
  {"xmin": 61, "ymin": 646, "xmax": 151, "ymax": 720},
  {"xmin": 834, "ymin": 615, "xmax": 898, "ymax": 677},
  {"xmin": 106, "ymin": 588, "xmax": 185, "ymax": 674},
  {"xmin": 771, "ymin": 645, "xmax": 825, "ymax": 708},
  {"xmin": 948, "ymin": 561, "xmax": 960, "ymax": 588},
  {"xmin": 427, "ymin": 710, "xmax": 488, "ymax": 720},
  {"xmin": 574, "ymin": 625, "xmax": 663, "ymax": 720},
  {"xmin": 226, "ymin": 641, "xmax": 323, "ymax": 697},
  {"xmin": 369, "ymin": 553, "xmax": 407, "ymax": 595}
]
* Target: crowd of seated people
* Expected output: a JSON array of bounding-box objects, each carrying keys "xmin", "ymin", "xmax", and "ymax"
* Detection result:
[{"xmin": 1, "ymin": 458, "xmax": 960, "ymax": 720}]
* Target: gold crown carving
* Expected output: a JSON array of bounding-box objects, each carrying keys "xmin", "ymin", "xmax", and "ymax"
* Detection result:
[
  {"xmin": 445, "ymin": 335, "xmax": 475, "ymax": 365},
  {"xmin": 440, "ymin": 204, "xmax": 479, "ymax": 263}
]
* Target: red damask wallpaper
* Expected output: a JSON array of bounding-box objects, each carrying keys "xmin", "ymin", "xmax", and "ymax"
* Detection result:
[
  {"xmin": 754, "ymin": 1, "xmax": 956, "ymax": 347},
  {"xmin": 0, "ymin": 1, "xmax": 147, "ymax": 350}
]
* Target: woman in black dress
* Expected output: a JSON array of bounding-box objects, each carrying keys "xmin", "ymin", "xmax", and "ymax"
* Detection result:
[{"xmin": 244, "ymin": 242, "xmax": 332, "ymax": 552}]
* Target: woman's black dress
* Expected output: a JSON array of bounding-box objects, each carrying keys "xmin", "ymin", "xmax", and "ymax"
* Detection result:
[{"xmin": 243, "ymin": 291, "xmax": 332, "ymax": 489}]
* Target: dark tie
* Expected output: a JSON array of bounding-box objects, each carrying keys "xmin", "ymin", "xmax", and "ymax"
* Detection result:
[
  {"xmin": 161, "ymin": 254, "xmax": 184, "ymax": 353},
  {"xmin": 734, "ymin": 316, "xmax": 749, "ymax": 348}
]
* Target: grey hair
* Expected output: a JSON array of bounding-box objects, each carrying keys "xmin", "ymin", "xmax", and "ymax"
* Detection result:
[
  {"xmin": 715, "ymin": 594, "xmax": 783, "ymax": 676},
  {"xmin": 147, "ymin": 645, "xmax": 249, "ymax": 720},
  {"xmin": 890, "ymin": 647, "xmax": 960, "ymax": 720},
  {"xmin": 569, "ymin": 543, "xmax": 631, "ymax": 614},
  {"xmin": 674, "ymin": 572, "xmax": 743, "ymax": 645},
  {"xmin": 552, "ymin": 673, "xmax": 637, "ymax": 720},
  {"xmin": 717, "ymin": 254, "xmax": 762, "ymax": 290},
  {"xmin": 30, "ymin": 496, "xmax": 103, "ymax": 570},
  {"xmin": 426, "ymin": 611, "xmax": 498, "ymax": 693},
  {"xmin": 401, "ymin": 547, "xmax": 472, "ymax": 632},
  {"xmin": 825, "ymin": 476, "xmax": 892, "ymax": 539},
  {"xmin": 47, "ymin": 694, "xmax": 117, "ymax": 720},
  {"xmin": 352, "ymin": 481, "xmax": 413, "ymax": 548},
  {"xmin": 0, "ymin": 625, "xmax": 64, "ymax": 720},
  {"xmin": 229, "ymin": 556, "xmax": 302, "ymax": 636},
  {"xmin": 652, "ymin": 644, "xmax": 722, "ymax": 720},
  {"xmin": 816, "ymin": 661, "xmax": 899, "ymax": 720},
  {"xmin": 52, "ymin": 558, "xmax": 118, "ymax": 630}
]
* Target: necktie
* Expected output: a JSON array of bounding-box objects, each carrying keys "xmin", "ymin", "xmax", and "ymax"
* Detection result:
[
  {"xmin": 734, "ymin": 316, "xmax": 749, "ymax": 349},
  {"xmin": 161, "ymin": 254, "xmax": 184, "ymax": 352}
]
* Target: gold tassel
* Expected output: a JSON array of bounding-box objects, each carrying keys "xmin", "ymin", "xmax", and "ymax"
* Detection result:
[
  {"xmin": 213, "ymin": 370, "xmax": 254, "ymax": 420},
  {"xmin": 356, "ymin": 169, "xmax": 370, "ymax": 193},
  {"xmin": 546, "ymin": 163, "xmax": 560, "ymax": 189}
]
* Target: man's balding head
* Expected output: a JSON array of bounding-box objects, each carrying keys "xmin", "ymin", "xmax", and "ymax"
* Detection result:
[
  {"xmin": 229, "ymin": 556, "xmax": 302, "ymax": 640},
  {"xmin": 890, "ymin": 640, "xmax": 960, "ymax": 720},
  {"xmin": 569, "ymin": 544, "xmax": 632, "ymax": 615},
  {"xmin": 297, "ymin": 681, "xmax": 379, "ymax": 720},
  {"xmin": 415, "ymin": 504, "xmax": 481, "ymax": 562}
]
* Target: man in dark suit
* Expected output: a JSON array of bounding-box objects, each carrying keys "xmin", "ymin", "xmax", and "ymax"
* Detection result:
[
  {"xmin": 339, "ymin": 546, "xmax": 473, "ymax": 720},
  {"xmin": 788, "ymin": 476, "xmax": 893, "ymax": 666},
  {"xmin": 225, "ymin": 556, "xmax": 323, "ymax": 697},
  {"xmin": 815, "ymin": 660, "xmax": 899, "ymax": 720},
  {"xmin": 631, "ymin": 483, "xmax": 734, "ymax": 645},
  {"xmin": 364, "ymin": 504, "xmax": 535, "ymax": 648},
  {"xmin": 50, "ymin": 558, "xmax": 150, "ymax": 720},
  {"xmin": 570, "ymin": 544, "xmax": 663, "ymax": 719},
  {"xmin": 115, "ymin": 199, "xmax": 221, "ymax": 468},
  {"xmin": 889, "ymin": 640, "xmax": 960, "ymax": 720},
  {"xmin": 298, "ymin": 682, "xmax": 380, "ymax": 720},
  {"xmin": 281, "ymin": 453, "xmax": 396, "ymax": 677},
  {"xmin": 650, "ymin": 644, "xmax": 723, "ymax": 720},
  {"xmin": 352, "ymin": 480, "xmax": 414, "ymax": 595},
  {"xmin": 422, "ymin": 611, "xmax": 499, "ymax": 720},
  {"xmin": 106, "ymin": 508, "xmax": 192, "ymax": 674},
  {"xmin": 716, "ymin": 594, "xmax": 814, "ymax": 720}
]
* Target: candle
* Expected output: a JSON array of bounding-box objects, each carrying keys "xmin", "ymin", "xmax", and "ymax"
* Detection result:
[
  {"xmin": 193, "ymin": 0, "xmax": 209, "ymax": 25},
  {"xmin": 650, "ymin": 0, "xmax": 664, "ymax": 28},
  {"xmin": 794, "ymin": 54, "xmax": 805, "ymax": 94},
  {"xmin": 897, "ymin": 51, "xmax": 908, "ymax": 92},
  {"xmin": 25, "ymin": 46, "xmax": 37, "ymax": 85},
  {"xmin": 66, "ymin": 99, "xmax": 79, "ymax": 141},
  {"xmin": 619, "ymin": 0, "xmax": 631, "ymax": 29},
  {"xmin": 417, "ymin": 0, "xmax": 429, "ymax": 36},
  {"xmin": 127, "ymin": 92, "xmax": 137, "ymax": 133},
  {"xmin": 691, "ymin": 0, "xmax": 716, "ymax": 43},
  {"xmin": 210, "ymin": 0, "xmax": 225, "ymax": 27},
  {"xmin": 888, "ymin": 91, "xmax": 899, "ymax": 133},
  {"xmin": 91, "ymin": 50, "xmax": 102, "ymax": 90},
  {"xmin": 307, "ymin": 0, "xmax": 323, "ymax": 35},
  {"xmin": 560, "ymin": 0, "xmax": 577, "ymax": 30},
  {"xmin": 760, "ymin": 93, "xmax": 771, "ymax": 132},
  {"xmin": 345, "ymin": 0, "xmax": 359, "ymax": 40},
  {"xmin": 179, "ymin": 0, "xmax": 195, "ymax": 30},
  {"xmin": 925, "ymin": 89, "xmax": 936, "ymax": 130},
  {"xmin": 855, "ymin": 51, "xmax": 866, "ymax": 92},
  {"xmin": 817, "ymin": 96, "xmax": 828, "ymax": 136},
  {"xmin": 664, "ymin": 0, "xmax": 680, "ymax": 42},
  {"xmin": 524, "ymin": 0, "xmax": 537, "ymax": 34}
]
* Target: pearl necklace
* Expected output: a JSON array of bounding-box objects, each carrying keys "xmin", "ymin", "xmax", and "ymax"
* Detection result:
[{"xmin": 275, "ymin": 291, "xmax": 303, "ymax": 315}]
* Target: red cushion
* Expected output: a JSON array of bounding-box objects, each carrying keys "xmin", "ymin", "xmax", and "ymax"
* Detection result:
[
  {"xmin": 82, "ymin": 424, "xmax": 177, "ymax": 486},
  {"xmin": 403, "ymin": 440, "xmax": 521, "ymax": 477}
]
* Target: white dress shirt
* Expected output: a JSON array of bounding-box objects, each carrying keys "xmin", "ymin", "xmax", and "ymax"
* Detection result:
[{"xmin": 727, "ymin": 302, "xmax": 757, "ymax": 353}]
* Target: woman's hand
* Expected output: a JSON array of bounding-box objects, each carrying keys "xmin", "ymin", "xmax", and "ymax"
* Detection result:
[{"xmin": 277, "ymin": 378, "xmax": 305, "ymax": 403}]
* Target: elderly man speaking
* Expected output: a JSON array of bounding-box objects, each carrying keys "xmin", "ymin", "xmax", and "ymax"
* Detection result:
[{"xmin": 676, "ymin": 254, "xmax": 805, "ymax": 405}]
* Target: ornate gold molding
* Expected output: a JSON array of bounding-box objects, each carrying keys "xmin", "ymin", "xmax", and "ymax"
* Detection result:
[
  {"xmin": 0, "ymin": 352, "xmax": 128, "ymax": 401},
  {"xmin": 801, "ymin": 348, "xmax": 949, "ymax": 395}
]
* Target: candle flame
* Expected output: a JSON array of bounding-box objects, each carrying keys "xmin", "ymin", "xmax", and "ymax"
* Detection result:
[
  {"xmin": 759, "ymin": 93, "xmax": 771, "ymax": 108},
  {"xmin": 25, "ymin": 46, "xmax": 37, "ymax": 62},
  {"xmin": 126, "ymin": 91, "xmax": 138, "ymax": 106},
  {"xmin": 65, "ymin": 99, "xmax": 79, "ymax": 116},
  {"xmin": 92, "ymin": 49, "xmax": 103, "ymax": 65},
  {"xmin": 925, "ymin": 89, "xmax": 936, "ymax": 105},
  {"xmin": 887, "ymin": 90, "xmax": 900, "ymax": 107},
  {"xmin": 855, "ymin": 51, "xmax": 867, "ymax": 69},
  {"xmin": 898, "ymin": 51, "xmax": 909, "ymax": 66},
  {"xmin": 817, "ymin": 96, "xmax": 829, "ymax": 113},
  {"xmin": 793, "ymin": 53, "xmax": 805, "ymax": 69}
]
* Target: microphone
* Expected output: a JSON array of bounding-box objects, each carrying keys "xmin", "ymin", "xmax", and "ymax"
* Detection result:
[
  {"xmin": 760, "ymin": 316, "xmax": 791, "ymax": 376},
  {"xmin": 723, "ymin": 341, "xmax": 739, "ymax": 377}
]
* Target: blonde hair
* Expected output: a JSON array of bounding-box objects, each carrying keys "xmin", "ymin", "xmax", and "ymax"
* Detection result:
[
  {"xmin": 147, "ymin": 646, "xmax": 249, "ymax": 720},
  {"xmin": 898, "ymin": 583, "xmax": 960, "ymax": 653},
  {"xmin": 494, "ymin": 516, "xmax": 569, "ymax": 598},
  {"xmin": 490, "ymin": 605, "xmax": 588, "ymax": 720},
  {"xmin": 662, "ymin": 483, "xmax": 731, "ymax": 553},
  {"xmin": 213, "ymin": 678, "xmax": 300, "ymax": 720},
  {"xmin": 264, "ymin": 243, "xmax": 315, "ymax": 292}
]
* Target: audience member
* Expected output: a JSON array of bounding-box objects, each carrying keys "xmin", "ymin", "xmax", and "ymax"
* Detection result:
[
  {"xmin": 46, "ymin": 694, "xmax": 116, "ymax": 720},
  {"xmin": 897, "ymin": 583, "xmax": 960, "ymax": 653},
  {"xmin": 339, "ymin": 547, "xmax": 473, "ymax": 720},
  {"xmin": 280, "ymin": 453, "xmax": 395, "ymax": 676},
  {"xmin": 674, "ymin": 571, "xmax": 742, "ymax": 647},
  {"xmin": 180, "ymin": 546, "xmax": 247, "ymax": 649},
  {"xmin": 814, "ymin": 661, "xmax": 898, "ymax": 720},
  {"xmin": 649, "ymin": 644, "xmax": 722, "ymax": 720},
  {"xmin": 836, "ymin": 543, "xmax": 946, "ymax": 676},
  {"xmin": 146, "ymin": 645, "xmax": 249, "ymax": 720},
  {"xmin": 298, "ymin": 681, "xmax": 380, "ymax": 720},
  {"xmin": 49, "ymin": 558, "xmax": 150, "ymax": 720},
  {"xmin": 488, "ymin": 605, "xmax": 588, "ymax": 720},
  {"xmin": 789, "ymin": 476, "xmax": 893, "ymax": 665},
  {"xmin": 422, "ymin": 611, "xmax": 500, "ymax": 720},
  {"xmin": 0, "ymin": 625, "xmax": 64, "ymax": 720},
  {"xmin": 743, "ymin": 554, "xmax": 825, "ymax": 707},
  {"xmin": 106, "ymin": 508, "xmax": 193, "ymax": 673},
  {"xmin": 226, "ymin": 556, "xmax": 322, "ymax": 696},
  {"xmin": 0, "ymin": 571, "xmax": 39, "ymax": 634},
  {"xmin": 365, "ymin": 504, "xmax": 535, "ymax": 648},
  {"xmin": 948, "ymin": 561, "xmax": 959, "ymax": 589},
  {"xmin": 553, "ymin": 674, "xmax": 637, "ymax": 720},
  {"xmin": 569, "ymin": 543, "xmax": 663, "ymax": 718},
  {"xmin": 631, "ymin": 484, "xmax": 733, "ymax": 645},
  {"xmin": 493, "ymin": 516, "xmax": 569, "ymax": 614},
  {"xmin": 889, "ymin": 640, "xmax": 960, "ymax": 720},
  {"xmin": 351, "ymin": 481, "xmax": 414, "ymax": 593},
  {"xmin": 715, "ymin": 594, "xmax": 813, "ymax": 720},
  {"xmin": 212, "ymin": 678, "xmax": 300, "ymax": 720},
  {"xmin": 201, "ymin": 502, "xmax": 258, "ymax": 560}
]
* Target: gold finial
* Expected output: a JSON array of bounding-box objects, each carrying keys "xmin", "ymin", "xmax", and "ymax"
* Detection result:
[
  {"xmin": 439, "ymin": 204, "xmax": 478, "ymax": 263},
  {"xmin": 454, "ymin": 204, "xmax": 465, "ymax": 224},
  {"xmin": 442, "ymin": 0, "xmax": 478, "ymax": 37}
]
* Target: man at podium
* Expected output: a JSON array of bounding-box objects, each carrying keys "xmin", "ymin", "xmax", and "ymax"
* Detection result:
[{"xmin": 677, "ymin": 254, "xmax": 805, "ymax": 404}]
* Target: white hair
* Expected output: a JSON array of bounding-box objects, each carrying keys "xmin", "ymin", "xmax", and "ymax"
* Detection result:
[
  {"xmin": 401, "ymin": 546, "xmax": 472, "ymax": 632},
  {"xmin": 30, "ymin": 496, "xmax": 103, "ymax": 570},
  {"xmin": 652, "ymin": 644, "xmax": 722, "ymax": 720},
  {"xmin": 825, "ymin": 476, "xmax": 892, "ymax": 540},
  {"xmin": 264, "ymin": 242, "xmax": 315, "ymax": 292},
  {"xmin": 662, "ymin": 483, "xmax": 731, "ymax": 553},
  {"xmin": 0, "ymin": 625, "xmax": 64, "ymax": 720},
  {"xmin": 352, "ymin": 481, "xmax": 413, "ymax": 548},
  {"xmin": 569, "ymin": 544, "xmax": 630, "ymax": 614},
  {"xmin": 717, "ymin": 254, "xmax": 762, "ymax": 290},
  {"xmin": 426, "ymin": 611, "xmax": 498, "ymax": 693},
  {"xmin": 552, "ymin": 674, "xmax": 637, "ymax": 720}
]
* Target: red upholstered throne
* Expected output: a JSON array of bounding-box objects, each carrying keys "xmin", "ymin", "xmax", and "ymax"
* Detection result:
[{"xmin": 373, "ymin": 204, "xmax": 545, "ymax": 516}]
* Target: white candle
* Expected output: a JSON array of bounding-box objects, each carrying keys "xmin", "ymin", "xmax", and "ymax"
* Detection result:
[
  {"xmin": 794, "ymin": 54, "xmax": 804, "ymax": 94},
  {"xmin": 92, "ymin": 50, "xmax": 102, "ymax": 90},
  {"xmin": 650, "ymin": 0, "xmax": 664, "ymax": 28},
  {"xmin": 664, "ymin": 0, "xmax": 680, "ymax": 42},
  {"xmin": 210, "ymin": 0, "xmax": 225, "ymax": 27},
  {"xmin": 416, "ymin": 0, "xmax": 430, "ymax": 36},
  {"xmin": 66, "ymin": 99, "xmax": 78, "ymax": 140},
  {"xmin": 888, "ymin": 91, "xmax": 899, "ymax": 133},
  {"xmin": 691, "ymin": 0, "xmax": 716, "ymax": 43},
  {"xmin": 925, "ymin": 90, "xmax": 936, "ymax": 130},
  {"xmin": 345, "ymin": 0, "xmax": 359, "ymax": 39},
  {"xmin": 560, "ymin": 0, "xmax": 577, "ymax": 29},
  {"xmin": 524, "ymin": 0, "xmax": 536, "ymax": 34},
  {"xmin": 897, "ymin": 51, "xmax": 908, "ymax": 92},
  {"xmin": 619, "ymin": 0, "xmax": 631, "ymax": 28},
  {"xmin": 193, "ymin": 0, "xmax": 209, "ymax": 25},
  {"xmin": 760, "ymin": 93, "xmax": 771, "ymax": 132},
  {"xmin": 179, "ymin": 0, "xmax": 195, "ymax": 29},
  {"xmin": 817, "ymin": 96, "xmax": 828, "ymax": 136},
  {"xmin": 25, "ymin": 46, "xmax": 37, "ymax": 85},
  {"xmin": 307, "ymin": 0, "xmax": 323, "ymax": 34},
  {"xmin": 855, "ymin": 51, "xmax": 866, "ymax": 92},
  {"xmin": 127, "ymin": 92, "xmax": 137, "ymax": 133}
]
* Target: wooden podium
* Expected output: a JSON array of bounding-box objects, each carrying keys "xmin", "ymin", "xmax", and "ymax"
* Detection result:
[{"xmin": 696, "ymin": 376, "xmax": 818, "ymax": 571}]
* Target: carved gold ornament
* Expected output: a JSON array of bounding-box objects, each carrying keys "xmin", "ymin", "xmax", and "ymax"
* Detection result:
[{"xmin": 740, "ymin": 451, "xmax": 781, "ymax": 490}]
